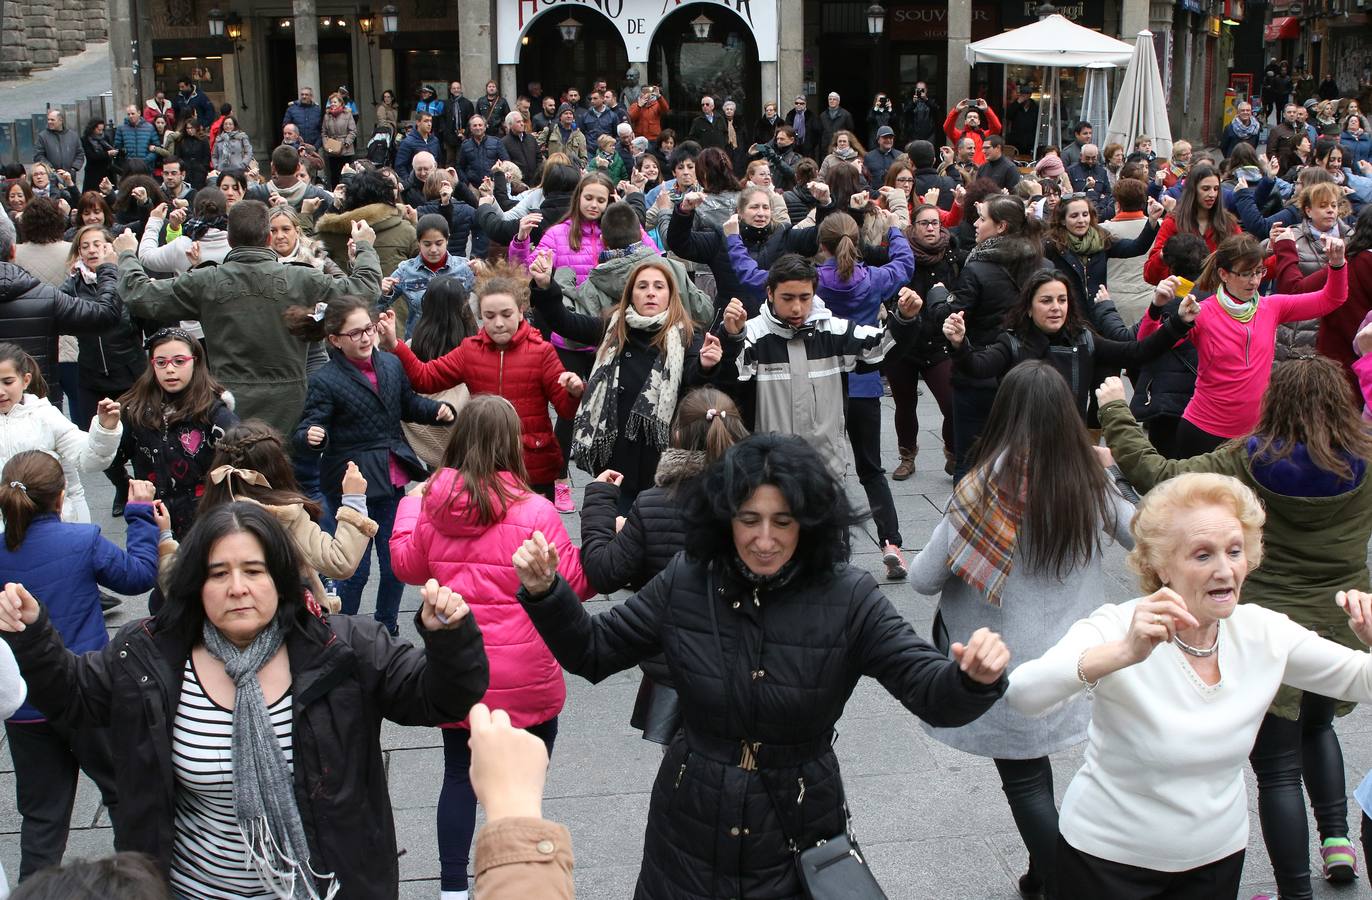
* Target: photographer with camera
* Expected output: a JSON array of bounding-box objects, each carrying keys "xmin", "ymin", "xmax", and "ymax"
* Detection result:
[
  {"xmin": 903, "ymin": 81, "xmax": 943, "ymax": 144},
  {"xmin": 868, "ymin": 92, "xmax": 897, "ymax": 148},
  {"xmin": 628, "ymin": 84, "xmax": 670, "ymax": 144},
  {"xmin": 943, "ymin": 97, "xmax": 1002, "ymax": 166}
]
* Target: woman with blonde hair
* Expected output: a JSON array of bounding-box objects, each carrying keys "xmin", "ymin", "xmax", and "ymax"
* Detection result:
[
  {"xmin": 1007, "ymin": 468, "xmax": 1372, "ymax": 899},
  {"xmin": 1098, "ymin": 356, "xmax": 1372, "ymax": 898},
  {"xmin": 819, "ymin": 129, "xmax": 867, "ymax": 182}
]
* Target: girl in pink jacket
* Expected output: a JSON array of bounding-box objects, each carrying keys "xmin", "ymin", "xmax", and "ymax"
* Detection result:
[
  {"xmin": 390, "ymin": 394, "xmax": 594, "ymax": 900},
  {"xmin": 1137, "ymin": 232, "xmax": 1348, "ymax": 457}
]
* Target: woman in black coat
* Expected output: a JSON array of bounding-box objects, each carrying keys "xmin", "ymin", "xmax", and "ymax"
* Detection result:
[
  {"xmin": 0, "ymin": 502, "xmax": 488, "ymax": 900},
  {"xmin": 81, "ymin": 120, "xmax": 118, "ymax": 194},
  {"xmin": 514, "ymin": 434, "xmax": 1009, "ymax": 899}
]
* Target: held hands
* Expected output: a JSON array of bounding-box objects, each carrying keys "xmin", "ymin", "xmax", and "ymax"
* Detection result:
[
  {"xmin": 557, "ymin": 371, "xmax": 585, "ymax": 398},
  {"xmin": 595, "ymin": 469, "xmax": 624, "ymax": 486},
  {"xmin": 1145, "ymin": 197, "xmax": 1165, "ymax": 222},
  {"xmin": 516, "ymin": 212, "xmax": 543, "ymax": 241},
  {"xmin": 849, "ymin": 190, "xmax": 870, "ymax": 211},
  {"xmin": 306, "ymin": 425, "xmax": 326, "ymax": 447},
  {"xmin": 941, "ymin": 310, "xmax": 966, "ymax": 348},
  {"xmin": 529, "ymin": 248, "xmax": 554, "ymax": 288},
  {"xmin": 168, "ymin": 207, "xmax": 187, "ymax": 229},
  {"xmin": 950, "ymin": 627, "xmax": 1010, "ymax": 685},
  {"xmin": 1178, "ymin": 293, "xmax": 1201, "ymax": 323},
  {"xmin": 1336, "ymin": 590, "xmax": 1372, "ymax": 646},
  {"xmin": 435, "ymin": 404, "xmax": 456, "ymax": 423},
  {"xmin": 722, "ymin": 214, "xmax": 740, "ymax": 236},
  {"xmin": 131, "ymin": 185, "xmax": 149, "ymax": 205},
  {"xmin": 0, "ymin": 583, "xmax": 40, "ymax": 632},
  {"xmin": 420, "ymin": 578, "xmax": 471, "ymax": 631},
  {"xmin": 186, "ymin": 242, "xmax": 201, "ymax": 266},
  {"xmin": 1161, "ymin": 194, "xmax": 1177, "ymax": 214},
  {"xmin": 351, "ymin": 218, "xmax": 376, "ymax": 245},
  {"xmin": 467, "ymin": 703, "xmax": 549, "ymax": 822},
  {"xmin": 376, "ymin": 310, "xmax": 399, "ymax": 350},
  {"xmin": 699, "ymin": 332, "xmax": 723, "ymax": 370},
  {"xmin": 923, "ymin": 188, "xmax": 942, "ymax": 206},
  {"xmin": 380, "ymin": 276, "xmax": 399, "ymax": 296},
  {"xmin": 1270, "ymin": 223, "xmax": 1294, "ymax": 244},
  {"xmin": 341, "ymin": 460, "xmax": 367, "ymax": 495},
  {"xmin": 512, "ymin": 531, "xmax": 560, "ymax": 597},
  {"xmin": 895, "ymin": 286, "xmax": 923, "ymax": 319},
  {"xmin": 112, "ymin": 231, "xmax": 138, "ymax": 255},
  {"xmin": 96, "ymin": 398, "xmax": 121, "ymax": 430},
  {"xmin": 1091, "ymin": 446, "xmax": 1116, "ymax": 469},
  {"xmin": 150, "ymin": 203, "xmax": 169, "ymax": 220},
  {"xmin": 128, "ymin": 479, "xmax": 156, "ymax": 503},
  {"xmin": 1122, "ymin": 587, "xmax": 1200, "ymax": 664},
  {"xmin": 722, "ymin": 297, "xmax": 747, "ymax": 336},
  {"xmin": 808, "ymin": 181, "xmax": 831, "ymax": 205},
  {"xmin": 1324, "ymin": 235, "xmax": 1346, "ymax": 268},
  {"xmin": 1095, "ymin": 375, "xmax": 1126, "ymax": 407}
]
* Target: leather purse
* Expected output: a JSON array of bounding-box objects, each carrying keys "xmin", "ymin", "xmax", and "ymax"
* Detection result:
[{"xmin": 322, "ymin": 136, "xmax": 345, "ymax": 155}]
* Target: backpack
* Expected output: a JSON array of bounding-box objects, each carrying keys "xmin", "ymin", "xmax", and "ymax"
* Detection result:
[{"xmin": 365, "ymin": 125, "xmax": 395, "ymax": 167}]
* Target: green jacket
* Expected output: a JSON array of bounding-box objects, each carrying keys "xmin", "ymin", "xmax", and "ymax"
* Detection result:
[
  {"xmin": 556, "ymin": 247, "xmax": 714, "ymax": 326},
  {"xmin": 312, "ymin": 203, "xmax": 417, "ymax": 279},
  {"xmin": 1102, "ymin": 399, "xmax": 1372, "ymax": 719},
  {"xmin": 118, "ymin": 243, "xmax": 381, "ymax": 439}
]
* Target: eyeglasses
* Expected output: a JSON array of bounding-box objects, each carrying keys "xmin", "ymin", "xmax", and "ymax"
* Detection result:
[
  {"xmin": 152, "ymin": 355, "xmax": 194, "ymax": 369},
  {"xmin": 914, "ymin": 218, "xmax": 942, "ymax": 228},
  {"xmin": 339, "ymin": 323, "xmax": 377, "ymax": 341},
  {"xmin": 895, "ymin": 175, "xmax": 916, "ymax": 184},
  {"xmin": 1229, "ymin": 266, "xmax": 1268, "ymax": 280}
]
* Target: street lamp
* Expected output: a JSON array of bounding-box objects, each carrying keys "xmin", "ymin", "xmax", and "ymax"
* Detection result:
[
  {"xmin": 226, "ymin": 12, "xmax": 243, "ymax": 42},
  {"xmin": 358, "ymin": 8, "xmax": 375, "ymax": 37},
  {"xmin": 558, "ymin": 16, "xmax": 582, "ymax": 43},
  {"xmin": 381, "ymin": 4, "xmax": 398, "ymax": 33},
  {"xmin": 208, "ymin": 7, "xmax": 225, "ymax": 37},
  {"xmin": 866, "ymin": 3, "xmax": 884, "ymax": 38},
  {"xmin": 690, "ymin": 13, "xmax": 712, "ymax": 40}
]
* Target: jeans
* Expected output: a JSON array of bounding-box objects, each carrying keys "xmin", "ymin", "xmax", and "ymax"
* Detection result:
[
  {"xmin": 438, "ymin": 718, "xmax": 559, "ymax": 890},
  {"xmin": 994, "ymin": 757, "xmax": 1058, "ymax": 897},
  {"xmin": 1250, "ymin": 692, "xmax": 1349, "ymax": 900},
  {"xmin": 884, "ymin": 356, "xmax": 954, "ymax": 453},
  {"xmin": 951, "ymin": 383, "xmax": 998, "ymax": 481},
  {"xmin": 6, "ymin": 720, "xmax": 124, "ymax": 879},
  {"xmin": 294, "ymin": 451, "xmax": 336, "ymax": 537},
  {"xmin": 333, "ymin": 486, "xmax": 404, "ymax": 633},
  {"xmin": 844, "ymin": 394, "xmax": 902, "ymax": 547},
  {"xmin": 1057, "ymin": 835, "xmax": 1243, "ymax": 899},
  {"xmin": 57, "ymin": 361, "xmax": 81, "ymax": 422}
]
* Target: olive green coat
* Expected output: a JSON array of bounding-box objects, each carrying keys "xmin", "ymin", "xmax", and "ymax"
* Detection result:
[
  {"xmin": 313, "ymin": 203, "xmax": 418, "ymax": 279},
  {"xmin": 1102, "ymin": 399, "xmax": 1372, "ymax": 719},
  {"xmin": 118, "ymin": 243, "xmax": 382, "ymax": 439}
]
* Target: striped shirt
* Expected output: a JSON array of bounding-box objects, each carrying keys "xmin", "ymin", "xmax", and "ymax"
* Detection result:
[{"xmin": 170, "ymin": 656, "xmax": 293, "ymax": 899}]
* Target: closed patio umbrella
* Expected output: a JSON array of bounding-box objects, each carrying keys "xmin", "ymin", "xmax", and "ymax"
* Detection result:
[{"xmin": 1106, "ymin": 30, "xmax": 1173, "ymax": 160}]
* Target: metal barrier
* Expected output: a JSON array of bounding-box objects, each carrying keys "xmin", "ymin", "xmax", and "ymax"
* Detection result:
[{"xmin": 0, "ymin": 94, "xmax": 114, "ymax": 167}]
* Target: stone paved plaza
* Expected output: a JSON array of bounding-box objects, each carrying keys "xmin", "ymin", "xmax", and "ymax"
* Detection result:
[{"xmin": 1, "ymin": 391, "xmax": 1368, "ymax": 899}]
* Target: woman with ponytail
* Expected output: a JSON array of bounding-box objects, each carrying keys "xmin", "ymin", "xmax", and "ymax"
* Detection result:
[
  {"xmin": 579, "ymin": 386, "xmax": 749, "ymax": 743},
  {"xmin": 727, "ymin": 210, "xmax": 915, "ymax": 578},
  {"xmin": 0, "ymin": 450, "xmax": 165, "ymax": 879}
]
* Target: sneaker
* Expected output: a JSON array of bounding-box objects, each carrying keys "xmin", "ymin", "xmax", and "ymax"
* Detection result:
[
  {"xmin": 882, "ymin": 543, "xmax": 907, "ymax": 580},
  {"xmin": 554, "ymin": 479, "xmax": 575, "ymax": 514},
  {"xmin": 1322, "ymin": 836, "xmax": 1358, "ymax": 883},
  {"xmin": 1249, "ymin": 894, "xmax": 1277, "ymax": 900}
]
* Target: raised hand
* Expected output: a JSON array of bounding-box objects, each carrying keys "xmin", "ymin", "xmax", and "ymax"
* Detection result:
[
  {"xmin": 699, "ymin": 332, "xmax": 723, "ymax": 370},
  {"xmin": 341, "ymin": 460, "xmax": 367, "ymax": 495},
  {"xmin": 307, "ymin": 425, "xmax": 326, "ymax": 447},
  {"xmin": 895, "ymin": 286, "xmax": 923, "ymax": 319},
  {"xmin": 0, "ymin": 583, "xmax": 40, "ymax": 632},
  {"xmin": 380, "ymin": 276, "xmax": 399, "ymax": 296},
  {"xmin": 1178, "ymin": 293, "xmax": 1202, "ymax": 323},
  {"xmin": 151, "ymin": 500, "xmax": 172, "ymax": 534},
  {"xmin": 849, "ymin": 190, "xmax": 870, "ymax": 210},
  {"xmin": 467, "ymin": 703, "xmax": 549, "ymax": 822},
  {"xmin": 150, "ymin": 203, "xmax": 169, "ymax": 220},
  {"xmin": 1152, "ymin": 275, "xmax": 1179, "ymax": 307},
  {"xmin": 1091, "ymin": 446, "xmax": 1115, "ymax": 469},
  {"xmin": 131, "ymin": 185, "xmax": 149, "ymax": 205},
  {"xmin": 1095, "ymin": 375, "xmax": 1126, "ymax": 407},
  {"xmin": 512, "ymin": 530, "xmax": 560, "ymax": 596},
  {"xmin": 96, "ymin": 398, "xmax": 122, "ymax": 430},
  {"xmin": 376, "ymin": 309, "xmax": 399, "ymax": 350},
  {"xmin": 1336, "ymin": 590, "xmax": 1372, "ymax": 646},
  {"xmin": 809, "ymin": 181, "xmax": 831, "ymax": 205},
  {"xmin": 1122, "ymin": 587, "xmax": 1199, "ymax": 664},
  {"xmin": 1355, "ymin": 319, "xmax": 1372, "ymax": 358},
  {"xmin": 1094, "ymin": 286, "xmax": 1112, "ymax": 306},
  {"xmin": 529, "ymin": 248, "xmax": 554, "ymax": 288},
  {"xmin": 680, "ymin": 191, "xmax": 704, "ymax": 213},
  {"xmin": 112, "ymin": 231, "xmax": 138, "ymax": 255},
  {"xmin": 168, "ymin": 207, "xmax": 187, "ymax": 229},
  {"xmin": 923, "ymin": 187, "xmax": 941, "ymax": 206},
  {"xmin": 1146, "ymin": 197, "xmax": 1165, "ymax": 222},
  {"xmin": 301, "ymin": 196, "xmax": 323, "ymax": 217},
  {"xmin": 722, "ymin": 297, "xmax": 747, "ymax": 336},
  {"xmin": 351, "ymin": 218, "xmax": 376, "ymax": 245},
  {"xmin": 950, "ymin": 627, "xmax": 1010, "ymax": 685},
  {"xmin": 517, "ymin": 212, "xmax": 543, "ymax": 241},
  {"xmin": 722, "ymin": 214, "xmax": 740, "ymax": 236},
  {"xmin": 1325, "ymin": 235, "xmax": 1346, "ymax": 268},
  {"xmin": 1269, "ymin": 222, "xmax": 1293, "ymax": 244},
  {"xmin": 595, "ymin": 469, "xmax": 624, "ymax": 486},
  {"xmin": 186, "ymin": 242, "xmax": 201, "ymax": 266},
  {"xmin": 420, "ymin": 578, "xmax": 470, "ymax": 630},
  {"xmin": 127, "ymin": 479, "xmax": 156, "ymax": 503},
  {"xmin": 556, "ymin": 371, "xmax": 584, "ymax": 398},
  {"xmin": 941, "ymin": 310, "xmax": 966, "ymax": 347},
  {"xmin": 1161, "ymin": 194, "xmax": 1177, "ymax": 214}
]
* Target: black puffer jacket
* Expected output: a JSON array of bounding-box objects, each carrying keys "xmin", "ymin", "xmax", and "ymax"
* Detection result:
[
  {"xmin": 520, "ymin": 555, "xmax": 1005, "ymax": 899},
  {"xmin": 947, "ymin": 238, "xmax": 1051, "ymax": 387},
  {"xmin": 1128, "ymin": 299, "xmax": 1199, "ymax": 423},
  {"xmin": 667, "ymin": 208, "xmax": 822, "ymax": 315},
  {"xmin": 0, "ymin": 260, "xmax": 123, "ymax": 386},
  {"xmin": 1044, "ymin": 221, "xmax": 1160, "ymax": 342},
  {"xmin": 3, "ymin": 602, "xmax": 488, "ymax": 900},
  {"xmin": 64, "ymin": 267, "xmax": 148, "ymax": 395}
]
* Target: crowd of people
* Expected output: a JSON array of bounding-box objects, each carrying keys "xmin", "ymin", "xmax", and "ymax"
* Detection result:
[{"xmin": 0, "ymin": 66, "xmax": 1368, "ymax": 899}]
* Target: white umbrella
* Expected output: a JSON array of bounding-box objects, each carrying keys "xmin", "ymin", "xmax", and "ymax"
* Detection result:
[
  {"xmin": 964, "ymin": 15, "xmax": 1135, "ymax": 68},
  {"xmin": 1106, "ymin": 30, "xmax": 1173, "ymax": 159}
]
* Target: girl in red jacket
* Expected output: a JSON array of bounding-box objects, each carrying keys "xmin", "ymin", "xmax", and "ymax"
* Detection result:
[
  {"xmin": 389, "ymin": 394, "xmax": 594, "ymax": 900},
  {"xmin": 378, "ymin": 262, "xmax": 585, "ymax": 499}
]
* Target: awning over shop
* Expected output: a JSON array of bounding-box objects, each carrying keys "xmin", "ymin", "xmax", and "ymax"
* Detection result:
[{"xmin": 1264, "ymin": 17, "xmax": 1300, "ymax": 42}]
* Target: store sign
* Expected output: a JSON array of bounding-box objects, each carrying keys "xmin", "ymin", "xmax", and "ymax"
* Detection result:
[
  {"xmin": 499, "ymin": 0, "xmax": 780, "ymax": 64},
  {"xmin": 888, "ymin": 2, "xmax": 999, "ymax": 41},
  {"xmin": 1001, "ymin": 0, "xmax": 1102, "ymax": 29}
]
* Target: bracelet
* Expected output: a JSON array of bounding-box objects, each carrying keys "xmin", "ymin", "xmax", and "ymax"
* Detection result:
[
  {"xmin": 1076, "ymin": 650, "xmax": 1099, "ymax": 694},
  {"xmin": 158, "ymin": 530, "xmax": 175, "ymax": 544}
]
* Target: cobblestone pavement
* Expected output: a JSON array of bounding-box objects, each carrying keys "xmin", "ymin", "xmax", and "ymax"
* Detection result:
[{"xmin": 0, "ymin": 391, "xmax": 1367, "ymax": 899}]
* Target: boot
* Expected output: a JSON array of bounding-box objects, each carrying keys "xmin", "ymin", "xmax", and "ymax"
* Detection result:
[
  {"xmin": 943, "ymin": 446, "xmax": 956, "ymax": 477},
  {"xmin": 892, "ymin": 446, "xmax": 916, "ymax": 481}
]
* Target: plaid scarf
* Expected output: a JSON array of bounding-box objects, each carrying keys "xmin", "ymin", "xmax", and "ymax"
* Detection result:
[{"xmin": 946, "ymin": 461, "xmax": 1027, "ymax": 606}]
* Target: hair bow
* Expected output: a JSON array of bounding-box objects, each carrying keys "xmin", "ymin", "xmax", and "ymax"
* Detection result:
[
  {"xmin": 705, "ymin": 408, "xmax": 726, "ymax": 421},
  {"xmin": 208, "ymin": 465, "xmax": 272, "ymax": 488},
  {"xmin": 311, "ymin": 301, "xmax": 328, "ymax": 322}
]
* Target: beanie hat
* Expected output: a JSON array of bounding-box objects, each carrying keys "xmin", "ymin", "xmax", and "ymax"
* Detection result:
[{"xmin": 1035, "ymin": 154, "xmax": 1065, "ymax": 178}]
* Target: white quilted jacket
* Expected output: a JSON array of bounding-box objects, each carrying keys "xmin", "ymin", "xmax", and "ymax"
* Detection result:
[{"xmin": 0, "ymin": 394, "xmax": 122, "ymax": 524}]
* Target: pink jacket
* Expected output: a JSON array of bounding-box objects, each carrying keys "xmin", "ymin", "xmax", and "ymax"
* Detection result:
[
  {"xmin": 1138, "ymin": 264, "xmax": 1348, "ymax": 438},
  {"xmin": 508, "ymin": 219, "xmax": 655, "ymax": 285},
  {"xmin": 1354, "ymin": 310, "xmax": 1372, "ymax": 422},
  {"xmin": 390, "ymin": 469, "xmax": 594, "ymax": 728}
]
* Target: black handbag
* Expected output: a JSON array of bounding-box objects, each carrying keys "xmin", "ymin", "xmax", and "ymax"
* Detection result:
[{"xmin": 706, "ymin": 573, "xmax": 887, "ymax": 900}]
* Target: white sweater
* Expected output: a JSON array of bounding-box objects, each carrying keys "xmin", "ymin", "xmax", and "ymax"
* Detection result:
[
  {"xmin": 0, "ymin": 394, "xmax": 122, "ymax": 524},
  {"xmin": 1006, "ymin": 599, "xmax": 1372, "ymax": 872}
]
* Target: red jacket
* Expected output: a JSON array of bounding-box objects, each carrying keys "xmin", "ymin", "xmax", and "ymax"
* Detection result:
[
  {"xmin": 942, "ymin": 107, "xmax": 1002, "ymax": 165},
  {"xmin": 1142, "ymin": 214, "xmax": 1243, "ymax": 284},
  {"xmin": 393, "ymin": 320, "xmax": 579, "ymax": 484}
]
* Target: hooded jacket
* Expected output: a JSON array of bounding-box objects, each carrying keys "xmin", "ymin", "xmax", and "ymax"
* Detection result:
[
  {"xmin": 0, "ymin": 259, "xmax": 123, "ymax": 387},
  {"xmin": 0, "ymin": 394, "xmax": 121, "ymax": 524},
  {"xmin": 313, "ymin": 203, "xmax": 418, "ymax": 278},
  {"xmin": 390, "ymin": 469, "xmax": 593, "ymax": 728},
  {"xmin": 391, "ymin": 320, "xmax": 579, "ymax": 485}
]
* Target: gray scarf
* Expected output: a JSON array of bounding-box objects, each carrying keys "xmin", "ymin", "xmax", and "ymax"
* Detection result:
[
  {"xmin": 572, "ymin": 308, "xmax": 685, "ymax": 476},
  {"xmin": 202, "ymin": 621, "xmax": 339, "ymax": 900}
]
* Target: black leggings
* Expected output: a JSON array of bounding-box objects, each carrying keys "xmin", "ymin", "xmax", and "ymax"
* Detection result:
[
  {"xmin": 994, "ymin": 757, "xmax": 1058, "ymax": 896},
  {"xmin": 1250, "ymin": 691, "xmax": 1349, "ymax": 900},
  {"xmin": 951, "ymin": 383, "xmax": 998, "ymax": 481},
  {"xmin": 1057, "ymin": 835, "xmax": 1244, "ymax": 899},
  {"xmin": 553, "ymin": 346, "xmax": 595, "ymax": 475},
  {"xmin": 1173, "ymin": 416, "xmax": 1228, "ymax": 458}
]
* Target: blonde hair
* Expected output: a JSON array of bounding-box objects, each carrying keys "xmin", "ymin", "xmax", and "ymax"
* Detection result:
[{"xmin": 1127, "ymin": 473, "xmax": 1266, "ymax": 592}]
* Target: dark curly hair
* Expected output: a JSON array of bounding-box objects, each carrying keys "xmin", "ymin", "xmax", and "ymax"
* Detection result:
[
  {"xmin": 343, "ymin": 167, "xmax": 397, "ymax": 209},
  {"xmin": 681, "ymin": 434, "xmax": 860, "ymax": 581},
  {"xmin": 16, "ymin": 197, "xmax": 66, "ymax": 244}
]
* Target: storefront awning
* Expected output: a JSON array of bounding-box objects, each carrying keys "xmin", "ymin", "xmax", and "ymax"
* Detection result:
[{"xmin": 1264, "ymin": 17, "xmax": 1300, "ymax": 42}]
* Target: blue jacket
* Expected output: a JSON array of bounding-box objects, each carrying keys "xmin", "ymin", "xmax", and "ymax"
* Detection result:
[
  {"xmin": 458, "ymin": 135, "xmax": 509, "ymax": 186},
  {"xmin": 2, "ymin": 504, "xmax": 159, "ymax": 721},
  {"xmin": 415, "ymin": 97, "xmax": 446, "ymax": 119},
  {"xmin": 293, "ymin": 349, "xmax": 451, "ymax": 501},
  {"xmin": 394, "ymin": 129, "xmax": 443, "ymax": 183},
  {"xmin": 282, "ymin": 100, "xmax": 324, "ymax": 147},
  {"xmin": 113, "ymin": 120, "xmax": 158, "ymax": 169},
  {"xmin": 1342, "ymin": 130, "xmax": 1372, "ymax": 167},
  {"xmin": 386, "ymin": 253, "xmax": 476, "ymax": 333},
  {"xmin": 580, "ymin": 105, "xmax": 621, "ymax": 144}
]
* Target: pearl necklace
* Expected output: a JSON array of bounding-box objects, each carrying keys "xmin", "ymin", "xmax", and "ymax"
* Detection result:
[{"xmin": 1173, "ymin": 629, "xmax": 1220, "ymax": 658}]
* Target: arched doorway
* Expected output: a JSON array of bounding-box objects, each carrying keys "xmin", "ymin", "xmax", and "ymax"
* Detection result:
[
  {"xmin": 516, "ymin": 11, "xmax": 628, "ymax": 104},
  {"xmin": 648, "ymin": 4, "xmax": 760, "ymax": 137}
]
